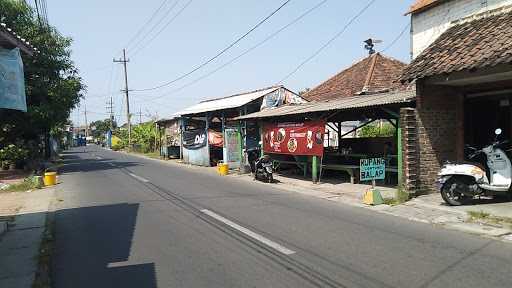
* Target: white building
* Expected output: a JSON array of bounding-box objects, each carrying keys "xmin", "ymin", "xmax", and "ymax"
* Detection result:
[{"xmin": 409, "ymin": 0, "xmax": 512, "ymax": 59}]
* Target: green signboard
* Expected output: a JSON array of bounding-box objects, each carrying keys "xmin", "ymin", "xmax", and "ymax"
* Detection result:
[{"xmin": 360, "ymin": 158, "xmax": 385, "ymax": 182}]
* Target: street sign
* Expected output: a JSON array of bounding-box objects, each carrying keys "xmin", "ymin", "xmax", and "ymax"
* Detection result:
[{"xmin": 360, "ymin": 158, "xmax": 385, "ymax": 182}]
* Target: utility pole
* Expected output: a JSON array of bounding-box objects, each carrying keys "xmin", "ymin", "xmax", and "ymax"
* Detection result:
[
  {"xmin": 138, "ymin": 108, "xmax": 143, "ymax": 125},
  {"xmin": 114, "ymin": 49, "xmax": 131, "ymax": 148},
  {"xmin": 83, "ymin": 103, "xmax": 88, "ymax": 138},
  {"xmin": 106, "ymin": 96, "xmax": 114, "ymax": 130}
]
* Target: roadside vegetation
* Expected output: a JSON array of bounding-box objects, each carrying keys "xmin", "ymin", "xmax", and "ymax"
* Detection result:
[
  {"xmin": 358, "ymin": 122, "xmax": 395, "ymax": 138},
  {"xmin": 383, "ymin": 185, "xmax": 410, "ymax": 206},
  {"xmin": 0, "ymin": 0, "xmax": 84, "ymax": 165},
  {"xmin": 0, "ymin": 176, "xmax": 42, "ymax": 192},
  {"xmin": 467, "ymin": 210, "xmax": 512, "ymax": 228},
  {"xmin": 32, "ymin": 214, "xmax": 55, "ymax": 288}
]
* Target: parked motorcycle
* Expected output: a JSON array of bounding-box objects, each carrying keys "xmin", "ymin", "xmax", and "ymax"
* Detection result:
[
  {"xmin": 437, "ymin": 128, "xmax": 512, "ymax": 206},
  {"xmin": 254, "ymin": 154, "xmax": 274, "ymax": 183}
]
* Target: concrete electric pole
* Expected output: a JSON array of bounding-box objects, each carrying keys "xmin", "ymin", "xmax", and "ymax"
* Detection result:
[
  {"xmin": 106, "ymin": 97, "xmax": 114, "ymax": 131},
  {"xmin": 114, "ymin": 49, "xmax": 131, "ymax": 148}
]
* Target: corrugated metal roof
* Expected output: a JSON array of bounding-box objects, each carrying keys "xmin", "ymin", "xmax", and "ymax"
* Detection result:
[
  {"xmin": 235, "ymin": 89, "xmax": 416, "ymax": 120},
  {"xmin": 175, "ymin": 86, "xmax": 281, "ymax": 116}
]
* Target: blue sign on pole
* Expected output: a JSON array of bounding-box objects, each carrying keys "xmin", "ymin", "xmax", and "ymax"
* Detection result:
[{"xmin": 360, "ymin": 158, "xmax": 386, "ymax": 182}]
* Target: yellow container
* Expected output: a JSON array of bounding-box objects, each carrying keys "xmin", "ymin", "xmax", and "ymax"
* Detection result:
[
  {"xmin": 43, "ymin": 172, "xmax": 57, "ymax": 186},
  {"xmin": 218, "ymin": 163, "xmax": 229, "ymax": 176}
]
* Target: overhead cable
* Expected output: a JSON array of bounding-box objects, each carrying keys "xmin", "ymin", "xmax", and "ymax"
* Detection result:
[
  {"xmin": 135, "ymin": 0, "xmax": 329, "ymax": 103},
  {"xmin": 278, "ymin": 0, "xmax": 377, "ymax": 83},
  {"xmin": 124, "ymin": 0, "xmax": 171, "ymax": 50},
  {"xmin": 127, "ymin": 0, "xmax": 182, "ymax": 54},
  {"xmin": 132, "ymin": 0, "xmax": 292, "ymax": 91},
  {"xmin": 130, "ymin": 0, "xmax": 192, "ymax": 57}
]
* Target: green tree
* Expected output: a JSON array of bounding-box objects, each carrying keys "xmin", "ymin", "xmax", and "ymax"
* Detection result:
[
  {"xmin": 90, "ymin": 118, "xmax": 117, "ymax": 140},
  {"xmin": 359, "ymin": 122, "xmax": 395, "ymax": 138},
  {"xmin": 131, "ymin": 122, "xmax": 157, "ymax": 153},
  {"xmin": 0, "ymin": 0, "xmax": 85, "ymax": 157}
]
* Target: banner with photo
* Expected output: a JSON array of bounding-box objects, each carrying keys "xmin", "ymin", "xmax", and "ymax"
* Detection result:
[{"xmin": 263, "ymin": 121, "xmax": 325, "ymax": 156}]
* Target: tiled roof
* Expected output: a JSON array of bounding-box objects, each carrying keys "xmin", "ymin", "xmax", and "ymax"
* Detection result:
[
  {"xmin": 406, "ymin": 0, "xmax": 447, "ymax": 15},
  {"xmin": 302, "ymin": 53, "xmax": 408, "ymax": 102},
  {"xmin": 235, "ymin": 89, "xmax": 416, "ymax": 120},
  {"xmin": 401, "ymin": 7, "xmax": 512, "ymax": 81}
]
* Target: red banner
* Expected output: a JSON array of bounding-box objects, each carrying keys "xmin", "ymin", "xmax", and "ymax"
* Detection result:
[{"xmin": 263, "ymin": 121, "xmax": 325, "ymax": 156}]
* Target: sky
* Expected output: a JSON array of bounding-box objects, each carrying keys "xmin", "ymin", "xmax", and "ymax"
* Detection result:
[{"xmin": 45, "ymin": 0, "xmax": 414, "ymax": 126}]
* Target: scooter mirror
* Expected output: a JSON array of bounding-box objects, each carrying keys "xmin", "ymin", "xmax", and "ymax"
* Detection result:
[{"xmin": 495, "ymin": 128, "xmax": 502, "ymax": 135}]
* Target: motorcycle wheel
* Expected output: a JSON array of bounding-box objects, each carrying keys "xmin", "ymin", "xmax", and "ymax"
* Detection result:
[
  {"xmin": 268, "ymin": 174, "xmax": 273, "ymax": 183},
  {"xmin": 441, "ymin": 176, "xmax": 473, "ymax": 206}
]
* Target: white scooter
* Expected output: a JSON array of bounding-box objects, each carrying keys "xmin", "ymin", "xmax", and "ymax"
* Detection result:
[{"xmin": 437, "ymin": 128, "xmax": 511, "ymax": 206}]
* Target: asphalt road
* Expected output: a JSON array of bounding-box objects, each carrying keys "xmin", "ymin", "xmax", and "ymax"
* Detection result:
[{"xmin": 53, "ymin": 146, "xmax": 512, "ymax": 288}]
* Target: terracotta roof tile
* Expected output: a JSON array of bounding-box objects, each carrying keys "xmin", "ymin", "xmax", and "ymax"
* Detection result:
[
  {"xmin": 406, "ymin": 0, "xmax": 447, "ymax": 15},
  {"xmin": 303, "ymin": 53, "xmax": 408, "ymax": 102},
  {"xmin": 401, "ymin": 7, "xmax": 512, "ymax": 81}
]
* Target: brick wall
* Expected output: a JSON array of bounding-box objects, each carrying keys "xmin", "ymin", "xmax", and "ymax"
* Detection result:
[
  {"xmin": 409, "ymin": 82, "xmax": 462, "ymax": 194},
  {"xmin": 411, "ymin": 0, "xmax": 512, "ymax": 59}
]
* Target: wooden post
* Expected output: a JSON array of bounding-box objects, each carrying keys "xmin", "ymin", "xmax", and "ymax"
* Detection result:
[
  {"xmin": 205, "ymin": 113, "xmax": 210, "ymax": 167},
  {"xmin": 259, "ymin": 123, "xmax": 264, "ymax": 157},
  {"xmin": 312, "ymin": 155, "xmax": 318, "ymax": 183},
  {"xmin": 337, "ymin": 121, "xmax": 342, "ymax": 152},
  {"xmin": 397, "ymin": 117, "xmax": 403, "ymax": 186}
]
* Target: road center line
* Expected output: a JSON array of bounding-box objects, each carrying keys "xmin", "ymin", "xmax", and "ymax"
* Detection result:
[
  {"xmin": 128, "ymin": 172, "xmax": 149, "ymax": 183},
  {"xmin": 200, "ymin": 209, "xmax": 296, "ymax": 255}
]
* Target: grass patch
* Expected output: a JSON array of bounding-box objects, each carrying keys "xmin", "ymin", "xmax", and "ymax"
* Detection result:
[
  {"xmin": 467, "ymin": 210, "xmax": 490, "ymax": 219},
  {"xmin": 467, "ymin": 210, "xmax": 512, "ymax": 226},
  {"xmin": 1, "ymin": 176, "xmax": 41, "ymax": 192},
  {"xmin": 383, "ymin": 185, "xmax": 410, "ymax": 206},
  {"xmin": 32, "ymin": 214, "xmax": 55, "ymax": 288}
]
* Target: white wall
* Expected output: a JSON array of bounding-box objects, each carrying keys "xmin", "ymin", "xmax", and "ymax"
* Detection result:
[{"xmin": 411, "ymin": 0, "xmax": 512, "ymax": 59}]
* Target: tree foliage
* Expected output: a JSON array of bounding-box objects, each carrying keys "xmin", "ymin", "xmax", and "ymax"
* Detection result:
[
  {"xmin": 90, "ymin": 118, "xmax": 117, "ymax": 140},
  {"xmin": 0, "ymin": 0, "xmax": 85, "ymax": 153},
  {"xmin": 358, "ymin": 122, "xmax": 395, "ymax": 138}
]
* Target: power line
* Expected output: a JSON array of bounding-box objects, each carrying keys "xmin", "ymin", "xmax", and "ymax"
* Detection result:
[
  {"xmin": 380, "ymin": 22, "xmax": 410, "ymax": 53},
  {"xmin": 127, "ymin": 0, "xmax": 182, "ymax": 54},
  {"xmin": 133, "ymin": 0, "xmax": 292, "ymax": 92},
  {"xmin": 130, "ymin": 0, "xmax": 188, "ymax": 57},
  {"xmin": 278, "ymin": 0, "xmax": 377, "ymax": 83},
  {"xmin": 124, "ymin": 0, "xmax": 170, "ymax": 50},
  {"xmin": 135, "ymin": 0, "xmax": 329, "ymax": 104}
]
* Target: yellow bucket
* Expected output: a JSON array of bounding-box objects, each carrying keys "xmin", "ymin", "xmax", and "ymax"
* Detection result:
[
  {"xmin": 218, "ymin": 163, "xmax": 229, "ymax": 176},
  {"xmin": 43, "ymin": 172, "xmax": 57, "ymax": 186}
]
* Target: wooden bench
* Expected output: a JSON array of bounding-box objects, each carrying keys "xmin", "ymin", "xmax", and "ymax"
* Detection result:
[
  {"xmin": 273, "ymin": 160, "xmax": 309, "ymax": 177},
  {"xmin": 321, "ymin": 164, "xmax": 359, "ymax": 184}
]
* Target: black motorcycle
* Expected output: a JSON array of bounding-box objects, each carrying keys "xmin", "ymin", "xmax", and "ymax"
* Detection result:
[{"xmin": 254, "ymin": 155, "xmax": 273, "ymax": 183}]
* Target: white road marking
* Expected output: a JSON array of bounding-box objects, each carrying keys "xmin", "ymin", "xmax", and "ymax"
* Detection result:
[
  {"xmin": 200, "ymin": 209, "xmax": 296, "ymax": 255},
  {"xmin": 128, "ymin": 173, "xmax": 149, "ymax": 183}
]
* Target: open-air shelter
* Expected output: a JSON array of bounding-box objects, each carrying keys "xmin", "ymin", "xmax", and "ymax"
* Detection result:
[
  {"xmin": 236, "ymin": 89, "xmax": 416, "ymax": 184},
  {"xmin": 175, "ymin": 86, "xmax": 305, "ymax": 167}
]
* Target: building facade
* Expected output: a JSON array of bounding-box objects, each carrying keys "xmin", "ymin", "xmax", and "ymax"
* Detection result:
[{"xmin": 402, "ymin": 0, "xmax": 512, "ymax": 194}]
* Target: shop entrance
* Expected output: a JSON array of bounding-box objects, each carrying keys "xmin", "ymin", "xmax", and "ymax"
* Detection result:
[{"xmin": 465, "ymin": 93, "xmax": 512, "ymax": 149}]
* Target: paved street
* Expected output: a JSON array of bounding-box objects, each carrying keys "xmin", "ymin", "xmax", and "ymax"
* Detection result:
[{"xmin": 53, "ymin": 146, "xmax": 512, "ymax": 288}]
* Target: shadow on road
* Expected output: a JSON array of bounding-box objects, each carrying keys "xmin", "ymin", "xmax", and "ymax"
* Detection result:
[
  {"xmin": 59, "ymin": 153, "xmax": 141, "ymax": 174},
  {"xmin": 54, "ymin": 203, "xmax": 157, "ymax": 288}
]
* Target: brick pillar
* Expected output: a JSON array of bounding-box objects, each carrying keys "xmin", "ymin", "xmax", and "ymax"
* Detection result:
[{"xmin": 401, "ymin": 108, "xmax": 419, "ymax": 194}]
